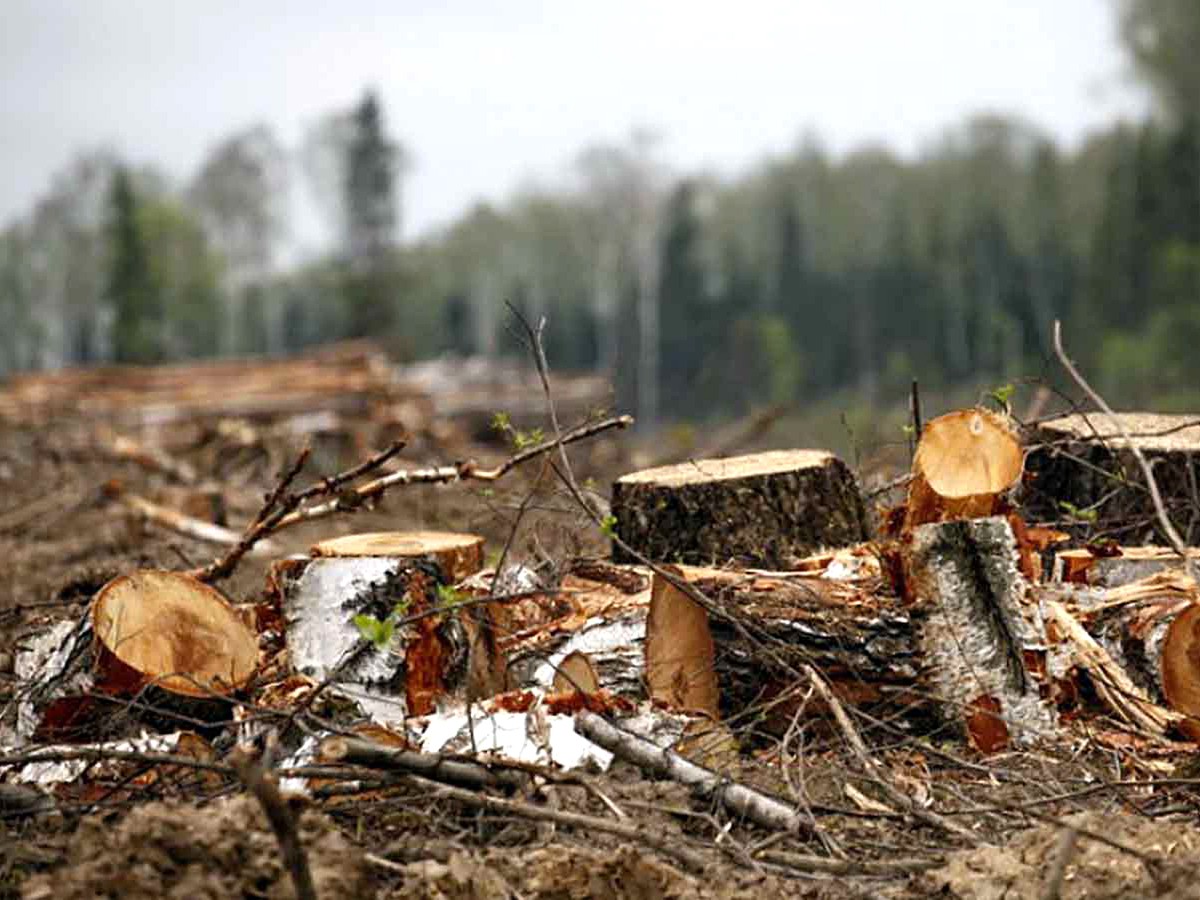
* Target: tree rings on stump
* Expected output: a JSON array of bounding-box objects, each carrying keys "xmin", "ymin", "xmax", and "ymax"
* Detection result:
[
  {"xmin": 611, "ymin": 450, "xmax": 869, "ymax": 567},
  {"xmin": 310, "ymin": 531, "xmax": 484, "ymax": 582},
  {"xmin": 91, "ymin": 570, "xmax": 258, "ymax": 698},
  {"xmin": 1162, "ymin": 604, "xmax": 1200, "ymax": 738},
  {"xmin": 904, "ymin": 408, "xmax": 1023, "ymax": 531}
]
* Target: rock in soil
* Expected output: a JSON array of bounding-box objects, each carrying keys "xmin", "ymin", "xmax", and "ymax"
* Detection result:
[{"xmin": 21, "ymin": 794, "xmax": 373, "ymax": 900}]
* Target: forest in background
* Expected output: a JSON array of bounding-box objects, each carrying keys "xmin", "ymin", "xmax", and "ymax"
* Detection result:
[{"xmin": 1, "ymin": 0, "xmax": 1197, "ymax": 434}]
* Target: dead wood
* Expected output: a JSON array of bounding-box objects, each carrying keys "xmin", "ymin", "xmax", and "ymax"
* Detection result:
[
  {"xmin": 645, "ymin": 568, "xmax": 719, "ymax": 719},
  {"xmin": 611, "ymin": 449, "xmax": 870, "ymax": 568},
  {"xmin": 233, "ymin": 750, "xmax": 318, "ymax": 900},
  {"xmin": 320, "ymin": 736, "xmax": 528, "ymax": 792},
  {"xmin": 574, "ymin": 709, "xmax": 809, "ymax": 834},
  {"xmin": 905, "ymin": 517, "xmax": 1056, "ymax": 750},
  {"xmin": 1055, "ymin": 546, "xmax": 1200, "ymax": 587},
  {"xmin": 903, "ymin": 408, "xmax": 1023, "ymax": 532},
  {"xmin": 91, "ymin": 570, "xmax": 259, "ymax": 699},
  {"xmin": 103, "ymin": 482, "xmax": 277, "ymax": 555}
]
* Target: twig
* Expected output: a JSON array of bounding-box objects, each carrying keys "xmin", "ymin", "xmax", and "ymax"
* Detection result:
[
  {"xmin": 1053, "ymin": 320, "xmax": 1198, "ymax": 581},
  {"xmin": 755, "ymin": 848, "xmax": 941, "ymax": 877},
  {"xmin": 234, "ymin": 750, "xmax": 317, "ymax": 900},
  {"xmin": 404, "ymin": 772, "xmax": 708, "ymax": 873},
  {"xmin": 909, "ymin": 379, "xmax": 922, "ymax": 461},
  {"xmin": 103, "ymin": 482, "xmax": 278, "ymax": 555},
  {"xmin": 269, "ymin": 416, "xmax": 632, "ymax": 531},
  {"xmin": 574, "ymin": 710, "xmax": 809, "ymax": 834}
]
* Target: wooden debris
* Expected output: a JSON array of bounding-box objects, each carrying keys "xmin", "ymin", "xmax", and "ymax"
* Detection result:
[
  {"xmin": 551, "ymin": 651, "xmax": 600, "ymax": 695},
  {"xmin": 611, "ymin": 449, "xmax": 869, "ymax": 567},
  {"xmin": 1055, "ymin": 545, "xmax": 1200, "ymax": 588},
  {"xmin": 904, "ymin": 516, "xmax": 1056, "ymax": 749},
  {"xmin": 91, "ymin": 570, "xmax": 259, "ymax": 699},
  {"xmin": 644, "ymin": 569, "xmax": 719, "ymax": 719},
  {"xmin": 103, "ymin": 481, "xmax": 275, "ymax": 555},
  {"xmin": 903, "ymin": 408, "xmax": 1023, "ymax": 531},
  {"xmin": 1023, "ymin": 411, "xmax": 1200, "ymax": 538}
]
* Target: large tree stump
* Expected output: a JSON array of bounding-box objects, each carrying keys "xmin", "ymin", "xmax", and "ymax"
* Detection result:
[
  {"xmin": 1023, "ymin": 412, "xmax": 1200, "ymax": 542},
  {"xmin": 905, "ymin": 517, "xmax": 1056, "ymax": 750},
  {"xmin": 611, "ymin": 450, "xmax": 869, "ymax": 568}
]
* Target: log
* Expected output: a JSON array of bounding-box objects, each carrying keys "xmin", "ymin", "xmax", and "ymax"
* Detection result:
[
  {"xmin": 903, "ymin": 408, "xmax": 1023, "ymax": 531},
  {"xmin": 904, "ymin": 517, "xmax": 1056, "ymax": 750},
  {"xmin": 683, "ymin": 565, "xmax": 928, "ymax": 733},
  {"xmin": 611, "ymin": 450, "xmax": 870, "ymax": 567},
  {"xmin": 277, "ymin": 532, "xmax": 488, "ymax": 722},
  {"xmin": 91, "ymin": 570, "xmax": 260, "ymax": 699},
  {"xmin": 1023, "ymin": 412, "xmax": 1200, "ymax": 540}
]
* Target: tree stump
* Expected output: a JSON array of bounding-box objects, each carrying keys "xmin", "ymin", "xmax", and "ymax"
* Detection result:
[
  {"xmin": 904, "ymin": 516, "xmax": 1056, "ymax": 750},
  {"xmin": 611, "ymin": 450, "xmax": 869, "ymax": 568},
  {"xmin": 278, "ymin": 531, "xmax": 488, "ymax": 722},
  {"xmin": 1023, "ymin": 412, "xmax": 1200, "ymax": 542},
  {"xmin": 904, "ymin": 408, "xmax": 1023, "ymax": 531}
]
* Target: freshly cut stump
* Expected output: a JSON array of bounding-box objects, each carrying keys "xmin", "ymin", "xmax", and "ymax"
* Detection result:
[
  {"xmin": 1023, "ymin": 412, "xmax": 1200, "ymax": 539},
  {"xmin": 280, "ymin": 532, "xmax": 488, "ymax": 722},
  {"xmin": 92, "ymin": 570, "xmax": 258, "ymax": 698},
  {"xmin": 611, "ymin": 450, "xmax": 869, "ymax": 567},
  {"xmin": 904, "ymin": 408, "xmax": 1023, "ymax": 531},
  {"xmin": 310, "ymin": 531, "xmax": 484, "ymax": 582},
  {"xmin": 905, "ymin": 517, "xmax": 1056, "ymax": 751}
]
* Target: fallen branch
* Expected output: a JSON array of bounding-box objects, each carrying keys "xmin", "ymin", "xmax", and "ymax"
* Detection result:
[
  {"xmin": 574, "ymin": 710, "xmax": 809, "ymax": 834},
  {"xmin": 755, "ymin": 848, "xmax": 941, "ymax": 877},
  {"xmin": 99, "ymin": 428, "xmax": 197, "ymax": 484},
  {"xmin": 270, "ymin": 415, "xmax": 633, "ymax": 532},
  {"xmin": 103, "ymin": 482, "xmax": 278, "ymax": 555},
  {"xmin": 320, "ymin": 736, "xmax": 528, "ymax": 793}
]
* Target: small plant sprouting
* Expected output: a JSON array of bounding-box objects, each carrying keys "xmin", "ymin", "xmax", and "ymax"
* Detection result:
[
  {"xmin": 436, "ymin": 584, "xmax": 467, "ymax": 609},
  {"xmin": 600, "ymin": 514, "xmax": 618, "ymax": 539},
  {"xmin": 353, "ymin": 613, "xmax": 395, "ymax": 648},
  {"xmin": 1058, "ymin": 499, "xmax": 1098, "ymax": 524},
  {"xmin": 491, "ymin": 409, "xmax": 544, "ymax": 451},
  {"xmin": 988, "ymin": 383, "xmax": 1015, "ymax": 410}
]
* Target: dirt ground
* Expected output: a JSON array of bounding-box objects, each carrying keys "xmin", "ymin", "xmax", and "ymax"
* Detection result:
[{"xmin": 4, "ymin": 416, "xmax": 1200, "ymax": 899}]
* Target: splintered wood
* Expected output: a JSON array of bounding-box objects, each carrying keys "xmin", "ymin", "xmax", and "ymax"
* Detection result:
[{"xmin": 611, "ymin": 449, "xmax": 870, "ymax": 567}]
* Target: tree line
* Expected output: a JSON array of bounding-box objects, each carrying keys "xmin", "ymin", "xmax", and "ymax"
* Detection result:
[{"xmin": 1, "ymin": 0, "xmax": 1196, "ymax": 426}]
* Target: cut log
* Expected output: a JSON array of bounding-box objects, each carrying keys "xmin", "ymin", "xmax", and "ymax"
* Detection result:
[
  {"xmin": 310, "ymin": 531, "xmax": 485, "ymax": 583},
  {"xmin": 1023, "ymin": 412, "xmax": 1200, "ymax": 541},
  {"xmin": 903, "ymin": 409, "xmax": 1023, "ymax": 531},
  {"xmin": 611, "ymin": 450, "xmax": 869, "ymax": 568},
  {"xmin": 551, "ymin": 651, "xmax": 600, "ymax": 695},
  {"xmin": 91, "ymin": 570, "xmax": 259, "ymax": 699},
  {"xmin": 645, "ymin": 569, "xmax": 719, "ymax": 719},
  {"xmin": 904, "ymin": 517, "xmax": 1056, "ymax": 749},
  {"xmin": 683, "ymin": 565, "xmax": 928, "ymax": 735},
  {"xmin": 1054, "ymin": 546, "xmax": 1200, "ymax": 588}
]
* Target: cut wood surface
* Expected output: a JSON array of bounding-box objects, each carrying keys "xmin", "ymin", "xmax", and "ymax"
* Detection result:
[
  {"xmin": 611, "ymin": 449, "xmax": 869, "ymax": 568},
  {"xmin": 645, "ymin": 569, "xmax": 719, "ymax": 719},
  {"xmin": 903, "ymin": 408, "xmax": 1023, "ymax": 531},
  {"xmin": 904, "ymin": 517, "xmax": 1056, "ymax": 749},
  {"xmin": 309, "ymin": 531, "xmax": 485, "ymax": 583},
  {"xmin": 91, "ymin": 570, "xmax": 259, "ymax": 698},
  {"xmin": 1023, "ymin": 411, "xmax": 1200, "ymax": 537}
]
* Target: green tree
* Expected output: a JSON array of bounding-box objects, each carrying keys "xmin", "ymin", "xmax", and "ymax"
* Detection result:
[{"xmin": 106, "ymin": 167, "xmax": 163, "ymax": 363}]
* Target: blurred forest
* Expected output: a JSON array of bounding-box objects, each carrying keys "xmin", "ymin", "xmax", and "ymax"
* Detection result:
[{"xmin": 1, "ymin": 0, "xmax": 1198, "ymax": 432}]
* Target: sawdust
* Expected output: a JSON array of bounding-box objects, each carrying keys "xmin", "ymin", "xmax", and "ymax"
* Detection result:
[{"xmin": 20, "ymin": 795, "xmax": 373, "ymax": 900}]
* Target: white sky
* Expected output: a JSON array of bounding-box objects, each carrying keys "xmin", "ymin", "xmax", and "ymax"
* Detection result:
[{"xmin": 1, "ymin": 0, "xmax": 1147, "ymax": 253}]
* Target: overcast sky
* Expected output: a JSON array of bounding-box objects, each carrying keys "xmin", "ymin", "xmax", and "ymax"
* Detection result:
[{"xmin": 1, "ymin": 0, "xmax": 1146, "ymax": 253}]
